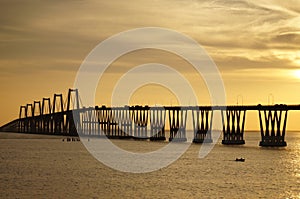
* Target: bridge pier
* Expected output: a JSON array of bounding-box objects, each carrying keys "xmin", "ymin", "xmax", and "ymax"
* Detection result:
[
  {"xmin": 96, "ymin": 106, "xmax": 110, "ymax": 137},
  {"xmin": 111, "ymin": 108, "xmax": 120, "ymax": 137},
  {"xmin": 168, "ymin": 107, "xmax": 187, "ymax": 142},
  {"xmin": 221, "ymin": 108, "xmax": 246, "ymax": 145},
  {"xmin": 258, "ymin": 105, "xmax": 287, "ymax": 147},
  {"xmin": 110, "ymin": 108, "xmax": 128, "ymax": 138},
  {"xmin": 96, "ymin": 107, "xmax": 120, "ymax": 138},
  {"xmin": 113, "ymin": 107, "xmax": 132, "ymax": 138},
  {"xmin": 132, "ymin": 106, "xmax": 149, "ymax": 139},
  {"xmin": 150, "ymin": 107, "xmax": 166, "ymax": 141},
  {"xmin": 107, "ymin": 108, "xmax": 120, "ymax": 138},
  {"xmin": 121, "ymin": 107, "xmax": 133, "ymax": 138},
  {"xmin": 81, "ymin": 108, "xmax": 99, "ymax": 136},
  {"xmin": 95, "ymin": 106, "xmax": 132, "ymax": 138},
  {"xmin": 191, "ymin": 107, "xmax": 213, "ymax": 143}
]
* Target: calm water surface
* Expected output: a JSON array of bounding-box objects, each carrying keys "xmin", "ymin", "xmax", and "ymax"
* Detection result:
[{"xmin": 0, "ymin": 131, "xmax": 299, "ymax": 198}]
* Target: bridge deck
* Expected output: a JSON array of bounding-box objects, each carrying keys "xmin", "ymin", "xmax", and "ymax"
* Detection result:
[{"xmin": 95, "ymin": 104, "xmax": 300, "ymax": 111}]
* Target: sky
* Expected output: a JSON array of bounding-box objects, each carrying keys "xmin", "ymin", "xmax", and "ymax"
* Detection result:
[{"xmin": 1, "ymin": 0, "xmax": 300, "ymax": 130}]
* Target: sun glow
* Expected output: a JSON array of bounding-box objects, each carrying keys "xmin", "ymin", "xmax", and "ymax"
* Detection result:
[{"xmin": 293, "ymin": 69, "xmax": 300, "ymax": 79}]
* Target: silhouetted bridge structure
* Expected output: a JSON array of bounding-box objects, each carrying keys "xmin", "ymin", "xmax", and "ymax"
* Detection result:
[{"xmin": 1, "ymin": 88, "xmax": 300, "ymax": 147}]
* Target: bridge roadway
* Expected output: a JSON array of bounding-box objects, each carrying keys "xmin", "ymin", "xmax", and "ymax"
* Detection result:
[{"xmin": 157, "ymin": 104, "xmax": 300, "ymax": 110}]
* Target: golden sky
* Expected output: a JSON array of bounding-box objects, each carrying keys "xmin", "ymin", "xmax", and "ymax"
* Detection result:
[{"xmin": 1, "ymin": 0, "xmax": 300, "ymax": 129}]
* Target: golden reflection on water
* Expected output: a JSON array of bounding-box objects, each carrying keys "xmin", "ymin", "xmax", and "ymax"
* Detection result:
[
  {"xmin": 292, "ymin": 140, "xmax": 300, "ymax": 178},
  {"xmin": 283, "ymin": 133, "xmax": 300, "ymax": 199}
]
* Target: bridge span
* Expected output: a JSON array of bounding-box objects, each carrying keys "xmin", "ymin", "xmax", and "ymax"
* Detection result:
[{"xmin": 1, "ymin": 88, "xmax": 300, "ymax": 147}]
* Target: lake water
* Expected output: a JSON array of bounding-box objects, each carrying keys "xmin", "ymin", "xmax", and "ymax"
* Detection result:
[{"xmin": 0, "ymin": 131, "xmax": 299, "ymax": 198}]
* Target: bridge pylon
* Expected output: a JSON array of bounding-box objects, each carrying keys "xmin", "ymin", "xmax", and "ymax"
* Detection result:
[
  {"xmin": 191, "ymin": 107, "xmax": 213, "ymax": 143},
  {"xmin": 33, "ymin": 101, "xmax": 42, "ymax": 133},
  {"xmin": 150, "ymin": 107, "xmax": 166, "ymax": 141},
  {"xmin": 65, "ymin": 88, "xmax": 80, "ymax": 135},
  {"xmin": 221, "ymin": 108, "xmax": 246, "ymax": 145},
  {"xmin": 18, "ymin": 105, "xmax": 27, "ymax": 133},
  {"xmin": 168, "ymin": 107, "xmax": 187, "ymax": 142},
  {"xmin": 258, "ymin": 105, "xmax": 287, "ymax": 147},
  {"xmin": 26, "ymin": 104, "xmax": 34, "ymax": 133},
  {"xmin": 41, "ymin": 98, "xmax": 51, "ymax": 133},
  {"xmin": 52, "ymin": 94, "xmax": 64, "ymax": 134}
]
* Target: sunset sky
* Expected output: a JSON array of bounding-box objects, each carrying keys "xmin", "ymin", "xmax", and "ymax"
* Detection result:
[{"xmin": 1, "ymin": 0, "xmax": 300, "ymax": 129}]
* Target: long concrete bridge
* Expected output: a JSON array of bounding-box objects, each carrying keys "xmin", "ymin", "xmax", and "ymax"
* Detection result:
[{"xmin": 1, "ymin": 88, "xmax": 299, "ymax": 147}]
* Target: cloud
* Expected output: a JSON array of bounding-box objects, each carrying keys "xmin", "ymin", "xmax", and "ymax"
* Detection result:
[
  {"xmin": 271, "ymin": 32, "xmax": 300, "ymax": 44},
  {"xmin": 0, "ymin": 0, "xmax": 299, "ymax": 76}
]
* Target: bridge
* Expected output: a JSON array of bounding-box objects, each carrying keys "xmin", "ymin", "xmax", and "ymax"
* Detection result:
[{"xmin": 1, "ymin": 88, "xmax": 300, "ymax": 147}]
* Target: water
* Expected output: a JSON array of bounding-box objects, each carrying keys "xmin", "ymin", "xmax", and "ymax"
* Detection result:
[{"xmin": 0, "ymin": 131, "xmax": 299, "ymax": 198}]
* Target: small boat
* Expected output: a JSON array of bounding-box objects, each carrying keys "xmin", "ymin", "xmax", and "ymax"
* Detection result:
[{"xmin": 235, "ymin": 158, "xmax": 245, "ymax": 162}]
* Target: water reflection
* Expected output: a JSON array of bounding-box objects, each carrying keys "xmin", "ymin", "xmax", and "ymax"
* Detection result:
[{"xmin": 283, "ymin": 132, "xmax": 300, "ymax": 198}]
